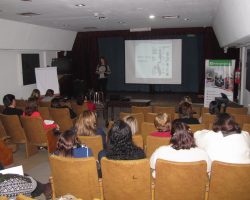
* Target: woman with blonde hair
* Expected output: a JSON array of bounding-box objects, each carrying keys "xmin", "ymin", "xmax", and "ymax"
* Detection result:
[
  {"xmin": 74, "ymin": 110, "xmax": 106, "ymax": 148},
  {"xmin": 150, "ymin": 113, "xmax": 171, "ymax": 137},
  {"xmin": 123, "ymin": 115, "xmax": 138, "ymax": 135}
]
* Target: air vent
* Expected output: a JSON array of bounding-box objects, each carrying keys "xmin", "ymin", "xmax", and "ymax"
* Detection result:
[{"xmin": 18, "ymin": 12, "xmax": 40, "ymax": 16}]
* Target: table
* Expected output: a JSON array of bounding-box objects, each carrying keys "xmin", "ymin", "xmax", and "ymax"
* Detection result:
[{"xmin": 107, "ymin": 99, "xmax": 151, "ymax": 120}]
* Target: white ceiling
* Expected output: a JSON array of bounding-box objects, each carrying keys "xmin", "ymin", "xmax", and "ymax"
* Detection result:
[{"xmin": 0, "ymin": 0, "xmax": 220, "ymax": 32}]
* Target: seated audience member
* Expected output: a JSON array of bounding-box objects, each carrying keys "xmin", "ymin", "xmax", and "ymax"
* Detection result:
[
  {"xmin": 0, "ymin": 163, "xmax": 51, "ymax": 199},
  {"xmin": 208, "ymin": 100, "xmax": 221, "ymax": 115},
  {"xmin": 194, "ymin": 113, "xmax": 250, "ymax": 163},
  {"xmin": 174, "ymin": 101, "xmax": 200, "ymax": 124},
  {"xmin": 41, "ymin": 89, "xmax": 55, "ymax": 102},
  {"xmin": 76, "ymin": 96, "xmax": 96, "ymax": 111},
  {"xmin": 51, "ymin": 97, "xmax": 77, "ymax": 119},
  {"xmin": 150, "ymin": 122, "xmax": 211, "ymax": 178},
  {"xmin": 23, "ymin": 97, "xmax": 58, "ymax": 130},
  {"xmin": 150, "ymin": 113, "xmax": 171, "ymax": 137},
  {"xmin": 98, "ymin": 120, "xmax": 145, "ymax": 161},
  {"xmin": 2, "ymin": 94, "xmax": 23, "ymax": 115},
  {"xmin": 123, "ymin": 115, "xmax": 138, "ymax": 135},
  {"xmin": 54, "ymin": 128, "xmax": 92, "ymax": 158},
  {"xmin": 75, "ymin": 110, "xmax": 106, "ymax": 149},
  {"xmin": 30, "ymin": 89, "xmax": 41, "ymax": 102}
]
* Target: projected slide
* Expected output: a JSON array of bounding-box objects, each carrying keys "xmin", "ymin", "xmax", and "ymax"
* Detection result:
[
  {"xmin": 125, "ymin": 39, "xmax": 182, "ymax": 84},
  {"xmin": 135, "ymin": 41, "xmax": 172, "ymax": 79}
]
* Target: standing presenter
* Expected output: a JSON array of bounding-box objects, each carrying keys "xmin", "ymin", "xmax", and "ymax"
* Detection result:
[{"xmin": 96, "ymin": 56, "xmax": 111, "ymax": 93}]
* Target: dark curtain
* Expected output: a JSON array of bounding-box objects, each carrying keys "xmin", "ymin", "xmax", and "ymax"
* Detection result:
[{"xmin": 71, "ymin": 27, "xmax": 239, "ymax": 94}]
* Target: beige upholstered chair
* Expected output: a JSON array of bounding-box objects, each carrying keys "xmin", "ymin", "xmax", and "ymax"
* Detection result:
[
  {"xmin": 192, "ymin": 106, "xmax": 202, "ymax": 117},
  {"xmin": 141, "ymin": 122, "xmax": 157, "ymax": 143},
  {"xmin": 226, "ymin": 107, "xmax": 248, "ymax": 115},
  {"xmin": 202, "ymin": 113, "xmax": 216, "ymax": 128},
  {"xmin": 131, "ymin": 106, "xmax": 153, "ymax": 120},
  {"xmin": 145, "ymin": 112, "xmax": 157, "ymax": 123},
  {"xmin": 153, "ymin": 106, "xmax": 175, "ymax": 119},
  {"xmin": 242, "ymin": 123, "xmax": 250, "ymax": 133},
  {"xmin": 78, "ymin": 135, "xmax": 103, "ymax": 160},
  {"xmin": 49, "ymin": 156, "xmax": 101, "ymax": 200},
  {"xmin": 71, "ymin": 102, "xmax": 88, "ymax": 116},
  {"xmin": 15, "ymin": 99, "xmax": 27, "ymax": 107},
  {"xmin": 39, "ymin": 101, "xmax": 51, "ymax": 107},
  {"xmin": 146, "ymin": 135, "xmax": 171, "ymax": 157},
  {"xmin": 49, "ymin": 108, "xmax": 73, "ymax": 132},
  {"xmin": 132, "ymin": 134, "xmax": 144, "ymax": 149},
  {"xmin": 154, "ymin": 159, "xmax": 208, "ymax": 200},
  {"xmin": 38, "ymin": 106, "xmax": 53, "ymax": 120},
  {"xmin": 208, "ymin": 161, "xmax": 250, "ymax": 200},
  {"xmin": 201, "ymin": 107, "xmax": 209, "ymax": 114},
  {"xmin": 0, "ymin": 120, "xmax": 17, "ymax": 152},
  {"xmin": 0, "ymin": 114, "xmax": 33, "ymax": 157},
  {"xmin": 119, "ymin": 112, "xmax": 144, "ymax": 134},
  {"xmin": 20, "ymin": 116, "xmax": 57, "ymax": 154},
  {"xmin": 101, "ymin": 158, "xmax": 151, "ymax": 200},
  {"xmin": 188, "ymin": 124, "xmax": 206, "ymax": 133},
  {"xmin": 231, "ymin": 114, "xmax": 250, "ymax": 128},
  {"xmin": 0, "ymin": 105, "xmax": 4, "ymax": 113}
]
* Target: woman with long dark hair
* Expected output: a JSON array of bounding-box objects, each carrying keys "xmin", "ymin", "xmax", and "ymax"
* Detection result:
[
  {"xmin": 194, "ymin": 113, "xmax": 250, "ymax": 163},
  {"xmin": 150, "ymin": 122, "xmax": 211, "ymax": 178}
]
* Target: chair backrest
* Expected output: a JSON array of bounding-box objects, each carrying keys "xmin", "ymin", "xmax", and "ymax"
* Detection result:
[
  {"xmin": 208, "ymin": 161, "xmax": 250, "ymax": 200},
  {"xmin": 132, "ymin": 135, "xmax": 144, "ymax": 149},
  {"xmin": 39, "ymin": 101, "xmax": 51, "ymax": 107},
  {"xmin": 71, "ymin": 102, "xmax": 88, "ymax": 116},
  {"xmin": 101, "ymin": 158, "xmax": 151, "ymax": 200},
  {"xmin": 38, "ymin": 107, "xmax": 53, "ymax": 120},
  {"xmin": 201, "ymin": 107, "xmax": 209, "ymax": 114},
  {"xmin": 20, "ymin": 116, "xmax": 47, "ymax": 147},
  {"xmin": 153, "ymin": 106, "xmax": 175, "ymax": 119},
  {"xmin": 155, "ymin": 159, "xmax": 208, "ymax": 200},
  {"xmin": 146, "ymin": 135, "xmax": 171, "ymax": 157},
  {"xmin": 192, "ymin": 106, "xmax": 202, "ymax": 117},
  {"xmin": 231, "ymin": 114, "xmax": 250, "ymax": 128},
  {"xmin": 131, "ymin": 106, "xmax": 152, "ymax": 120},
  {"xmin": 0, "ymin": 139, "xmax": 13, "ymax": 166},
  {"xmin": 15, "ymin": 99, "xmax": 27, "ymax": 107},
  {"xmin": 49, "ymin": 156, "xmax": 101, "ymax": 199},
  {"xmin": 16, "ymin": 194, "xmax": 35, "ymax": 200},
  {"xmin": 189, "ymin": 124, "xmax": 206, "ymax": 133},
  {"xmin": 145, "ymin": 112, "xmax": 157, "ymax": 123},
  {"xmin": 0, "ymin": 114, "xmax": 26, "ymax": 143},
  {"xmin": 226, "ymin": 107, "xmax": 248, "ymax": 115},
  {"xmin": 202, "ymin": 113, "xmax": 216, "ymax": 128},
  {"xmin": 242, "ymin": 123, "xmax": 250, "ymax": 133},
  {"xmin": 0, "ymin": 105, "xmax": 4, "ymax": 113},
  {"xmin": 119, "ymin": 112, "xmax": 144, "ymax": 134},
  {"xmin": 0, "ymin": 120, "xmax": 8, "ymax": 139},
  {"xmin": 78, "ymin": 135, "xmax": 103, "ymax": 160},
  {"xmin": 49, "ymin": 108, "xmax": 73, "ymax": 132},
  {"xmin": 141, "ymin": 122, "xmax": 157, "ymax": 143},
  {"xmin": 174, "ymin": 113, "xmax": 200, "ymax": 120}
]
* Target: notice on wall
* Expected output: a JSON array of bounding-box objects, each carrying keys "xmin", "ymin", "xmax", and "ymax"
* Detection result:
[{"xmin": 204, "ymin": 59, "xmax": 235, "ymax": 107}]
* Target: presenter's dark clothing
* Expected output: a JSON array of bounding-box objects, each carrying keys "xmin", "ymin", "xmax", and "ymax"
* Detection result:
[
  {"xmin": 96, "ymin": 64, "xmax": 111, "ymax": 92},
  {"xmin": 173, "ymin": 118, "xmax": 200, "ymax": 125},
  {"xmin": 2, "ymin": 107, "xmax": 23, "ymax": 116}
]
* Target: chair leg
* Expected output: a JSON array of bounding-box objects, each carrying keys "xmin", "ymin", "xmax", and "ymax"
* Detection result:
[
  {"xmin": 98, "ymin": 179, "xmax": 104, "ymax": 200},
  {"xmin": 50, "ymin": 177, "xmax": 56, "ymax": 200},
  {"xmin": 25, "ymin": 142, "xmax": 38, "ymax": 158}
]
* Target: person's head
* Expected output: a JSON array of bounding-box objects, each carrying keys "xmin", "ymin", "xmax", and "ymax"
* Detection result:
[
  {"xmin": 45, "ymin": 89, "xmax": 54, "ymax": 97},
  {"xmin": 154, "ymin": 113, "xmax": 171, "ymax": 132},
  {"xmin": 25, "ymin": 97, "xmax": 38, "ymax": 116},
  {"xmin": 3, "ymin": 94, "xmax": 16, "ymax": 107},
  {"xmin": 56, "ymin": 129, "xmax": 80, "ymax": 157},
  {"xmin": 178, "ymin": 101, "xmax": 193, "ymax": 118},
  {"xmin": 75, "ymin": 110, "xmax": 96, "ymax": 136},
  {"xmin": 108, "ymin": 120, "xmax": 133, "ymax": 148},
  {"xmin": 170, "ymin": 122, "xmax": 196, "ymax": 150},
  {"xmin": 51, "ymin": 98, "xmax": 61, "ymax": 108},
  {"xmin": 123, "ymin": 115, "xmax": 138, "ymax": 135},
  {"xmin": 212, "ymin": 113, "xmax": 241, "ymax": 134},
  {"xmin": 30, "ymin": 89, "xmax": 40, "ymax": 99},
  {"xmin": 183, "ymin": 96, "xmax": 192, "ymax": 104},
  {"xmin": 209, "ymin": 101, "xmax": 220, "ymax": 115},
  {"xmin": 99, "ymin": 56, "xmax": 107, "ymax": 65}
]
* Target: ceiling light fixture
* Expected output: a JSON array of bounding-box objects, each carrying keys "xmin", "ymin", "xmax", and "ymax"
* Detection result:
[
  {"xmin": 149, "ymin": 15, "xmax": 155, "ymax": 19},
  {"xmin": 162, "ymin": 15, "xmax": 180, "ymax": 19},
  {"xmin": 184, "ymin": 18, "xmax": 190, "ymax": 21},
  {"xmin": 18, "ymin": 12, "xmax": 40, "ymax": 17},
  {"xmin": 75, "ymin": 4, "xmax": 85, "ymax": 7},
  {"xmin": 98, "ymin": 16, "xmax": 106, "ymax": 20}
]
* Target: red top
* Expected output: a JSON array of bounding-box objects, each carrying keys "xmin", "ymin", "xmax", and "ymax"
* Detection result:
[
  {"xmin": 150, "ymin": 131, "xmax": 172, "ymax": 138},
  {"xmin": 86, "ymin": 102, "xmax": 96, "ymax": 111},
  {"xmin": 23, "ymin": 111, "xmax": 57, "ymax": 130}
]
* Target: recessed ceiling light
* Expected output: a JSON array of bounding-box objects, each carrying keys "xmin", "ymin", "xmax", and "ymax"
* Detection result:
[
  {"xmin": 149, "ymin": 15, "xmax": 155, "ymax": 19},
  {"xmin": 162, "ymin": 15, "xmax": 180, "ymax": 19},
  {"xmin": 98, "ymin": 16, "xmax": 106, "ymax": 20},
  {"xmin": 75, "ymin": 4, "xmax": 85, "ymax": 7},
  {"xmin": 118, "ymin": 21, "xmax": 126, "ymax": 24},
  {"xmin": 184, "ymin": 18, "xmax": 190, "ymax": 21}
]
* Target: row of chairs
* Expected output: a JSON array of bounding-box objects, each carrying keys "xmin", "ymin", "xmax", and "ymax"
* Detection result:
[{"xmin": 49, "ymin": 156, "xmax": 250, "ymax": 200}]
